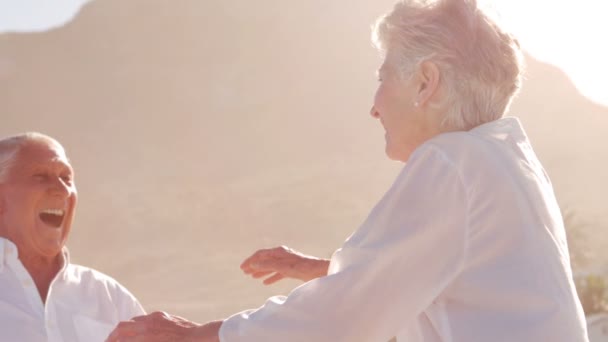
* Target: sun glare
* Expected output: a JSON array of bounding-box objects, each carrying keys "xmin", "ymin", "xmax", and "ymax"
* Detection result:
[
  {"xmin": 482, "ymin": 0, "xmax": 608, "ymax": 107},
  {"xmin": 1, "ymin": 0, "xmax": 607, "ymax": 107}
]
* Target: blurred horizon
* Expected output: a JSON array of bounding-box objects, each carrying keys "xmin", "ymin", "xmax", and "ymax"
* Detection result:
[{"xmin": 2, "ymin": 0, "xmax": 607, "ymax": 107}]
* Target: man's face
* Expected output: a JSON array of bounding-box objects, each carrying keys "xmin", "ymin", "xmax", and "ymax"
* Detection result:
[{"xmin": 0, "ymin": 139, "xmax": 78, "ymax": 260}]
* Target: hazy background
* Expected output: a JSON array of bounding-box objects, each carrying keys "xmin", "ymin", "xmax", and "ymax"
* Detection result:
[{"xmin": 1, "ymin": 0, "xmax": 607, "ymax": 323}]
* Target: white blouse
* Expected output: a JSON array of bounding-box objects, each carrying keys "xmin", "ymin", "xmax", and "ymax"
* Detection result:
[
  {"xmin": 0, "ymin": 238, "xmax": 145, "ymax": 342},
  {"xmin": 219, "ymin": 117, "xmax": 588, "ymax": 342}
]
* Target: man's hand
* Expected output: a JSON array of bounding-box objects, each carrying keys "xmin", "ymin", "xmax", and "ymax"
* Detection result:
[
  {"xmin": 240, "ymin": 245, "xmax": 330, "ymax": 285},
  {"xmin": 105, "ymin": 311, "xmax": 221, "ymax": 342}
]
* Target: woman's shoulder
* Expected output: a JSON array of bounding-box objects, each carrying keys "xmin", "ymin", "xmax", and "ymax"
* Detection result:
[
  {"xmin": 411, "ymin": 129, "xmax": 511, "ymax": 181},
  {"xmin": 423, "ymin": 117, "xmax": 526, "ymax": 156},
  {"xmin": 416, "ymin": 130, "xmax": 487, "ymax": 162}
]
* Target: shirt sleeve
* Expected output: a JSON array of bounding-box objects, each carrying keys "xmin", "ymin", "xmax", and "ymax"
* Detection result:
[
  {"xmin": 111, "ymin": 280, "xmax": 146, "ymax": 320},
  {"xmin": 219, "ymin": 145, "xmax": 469, "ymax": 342}
]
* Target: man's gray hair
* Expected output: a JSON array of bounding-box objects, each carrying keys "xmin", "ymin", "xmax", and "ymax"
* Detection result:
[
  {"xmin": 372, "ymin": 0, "xmax": 523, "ymax": 130},
  {"xmin": 0, "ymin": 132, "xmax": 60, "ymax": 183}
]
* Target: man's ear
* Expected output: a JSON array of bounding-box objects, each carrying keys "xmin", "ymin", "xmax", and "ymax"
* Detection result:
[{"xmin": 416, "ymin": 60, "xmax": 441, "ymax": 107}]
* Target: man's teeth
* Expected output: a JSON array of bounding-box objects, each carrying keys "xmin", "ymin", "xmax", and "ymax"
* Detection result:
[{"xmin": 41, "ymin": 209, "xmax": 64, "ymax": 216}]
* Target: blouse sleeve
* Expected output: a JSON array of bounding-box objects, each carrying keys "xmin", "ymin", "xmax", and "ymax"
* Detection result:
[{"xmin": 220, "ymin": 145, "xmax": 469, "ymax": 342}]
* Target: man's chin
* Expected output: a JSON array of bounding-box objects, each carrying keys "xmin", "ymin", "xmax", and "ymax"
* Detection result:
[{"xmin": 32, "ymin": 228, "xmax": 68, "ymax": 253}]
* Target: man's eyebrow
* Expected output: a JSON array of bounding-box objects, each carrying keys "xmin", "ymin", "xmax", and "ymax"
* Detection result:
[{"xmin": 31, "ymin": 159, "xmax": 74, "ymax": 173}]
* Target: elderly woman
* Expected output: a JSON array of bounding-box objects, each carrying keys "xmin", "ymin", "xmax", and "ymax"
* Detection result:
[{"xmin": 107, "ymin": 0, "xmax": 588, "ymax": 341}]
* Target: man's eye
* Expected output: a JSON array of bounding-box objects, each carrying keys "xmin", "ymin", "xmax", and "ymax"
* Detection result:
[{"xmin": 33, "ymin": 174, "xmax": 49, "ymax": 181}]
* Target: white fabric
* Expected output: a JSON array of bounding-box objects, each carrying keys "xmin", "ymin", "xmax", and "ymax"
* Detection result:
[
  {"xmin": 219, "ymin": 117, "xmax": 589, "ymax": 342},
  {"xmin": 0, "ymin": 237, "xmax": 145, "ymax": 342}
]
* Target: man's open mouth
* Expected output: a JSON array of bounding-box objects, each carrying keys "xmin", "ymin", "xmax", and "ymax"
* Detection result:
[{"xmin": 39, "ymin": 209, "xmax": 65, "ymax": 228}]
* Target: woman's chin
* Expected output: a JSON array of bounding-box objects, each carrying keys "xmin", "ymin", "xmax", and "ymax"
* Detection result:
[
  {"xmin": 385, "ymin": 147, "xmax": 403, "ymax": 162},
  {"xmin": 385, "ymin": 145, "xmax": 410, "ymax": 163}
]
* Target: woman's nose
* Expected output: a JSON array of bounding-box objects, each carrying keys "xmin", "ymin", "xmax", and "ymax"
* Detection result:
[{"xmin": 370, "ymin": 106, "xmax": 380, "ymax": 118}]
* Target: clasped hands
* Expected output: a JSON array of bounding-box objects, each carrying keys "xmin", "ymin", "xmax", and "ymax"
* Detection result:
[{"xmin": 105, "ymin": 246, "xmax": 330, "ymax": 342}]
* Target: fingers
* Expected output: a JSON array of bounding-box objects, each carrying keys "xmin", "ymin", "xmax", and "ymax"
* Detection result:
[
  {"xmin": 241, "ymin": 246, "xmax": 291, "ymax": 265},
  {"xmin": 107, "ymin": 311, "xmax": 171, "ymax": 342},
  {"xmin": 240, "ymin": 248, "xmax": 273, "ymax": 271},
  {"xmin": 263, "ymin": 273, "xmax": 285, "ymax": 285},
  {"xmin": 251, "ymin": 270, "xmax": 274, "ymax": 278},
  {"xmin": 243, "ymin": 259, "xmax": 286, "ymax": 279},
  {"xmin": 105, "ymin": 320, "xmax": 144, "ymax": 342},
  {"xmin": 107, "ymin": 312, "xmax": 204, "ymax": 342},
  {"xmin": 240, "ymin": 246, "xmax": 302, "ymax": 285},
  {"xmin": 241, "ymin": 250, "xmax": 276, "ymax": 274},
  {"xmin": 132, "ymin": 311, "xmax": 166, "ymax": 322}
]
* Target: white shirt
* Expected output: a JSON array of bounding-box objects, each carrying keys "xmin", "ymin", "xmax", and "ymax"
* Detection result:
[
  {"xmin": 0, "ymin": 238, "xmax": 145, "ymax": 342},
  {"xmin": 219, "ymin": 117, "xmax": 589, "ymax": 342}
]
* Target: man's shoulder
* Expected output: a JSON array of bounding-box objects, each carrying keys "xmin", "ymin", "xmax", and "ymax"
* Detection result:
[
  {"xmin": 65, "ymin": 263, "xmax": 129, "ymax": 291},
  {"xmin": 60, "ymin": 264, "xmax": 146, "ymax": 319}
]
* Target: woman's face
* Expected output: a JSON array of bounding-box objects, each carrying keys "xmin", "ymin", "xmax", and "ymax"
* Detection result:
[{"xmin": 370, "ymin": 60, "xmax": 432, "ymax": 162}]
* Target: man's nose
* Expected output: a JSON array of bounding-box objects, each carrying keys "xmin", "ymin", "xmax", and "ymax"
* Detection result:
[
  {"xmin": 370, "ymin": 106, "xmax": 380, "ymax": 119},
  {"xmin": 49, "ymin": 178, "xmax": 72, "ymax": 197}
]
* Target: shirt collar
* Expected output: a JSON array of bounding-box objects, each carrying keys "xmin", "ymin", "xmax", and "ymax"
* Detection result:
[
  {"xmin": 58, "ymin": 246, "xmax": 70, "ymax": 277},
  {"xmin": 0, "ymin": 237, "xmax": 18, "ymax": 272},
  {"xmin": 470, "ymin": 116, "xmax": 528, "ymax": 144},
  {"xmin": 0, "ymin": 237, "xmax": 70, "ymax": 274}
]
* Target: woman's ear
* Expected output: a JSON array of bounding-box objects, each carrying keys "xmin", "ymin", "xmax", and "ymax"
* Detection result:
[{"xmin": 416, "ymin": 60, "xmax": 441, "ymax": 107}]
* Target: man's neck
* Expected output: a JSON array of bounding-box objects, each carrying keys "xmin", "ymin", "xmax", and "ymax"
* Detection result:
[{"xmin": 19, "ymin": 251, "xmax": 64, "ymax": 304}]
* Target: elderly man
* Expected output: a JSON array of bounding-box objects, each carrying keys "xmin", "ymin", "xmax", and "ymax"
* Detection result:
[{"xmin": 0, "ymin": 132, "xmax": 145, "ymax": 341}]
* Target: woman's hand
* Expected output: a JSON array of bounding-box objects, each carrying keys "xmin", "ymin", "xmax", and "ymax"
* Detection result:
[{"xmin": 240, "ymin": 246, "xmax": 330, "ymax": 285}]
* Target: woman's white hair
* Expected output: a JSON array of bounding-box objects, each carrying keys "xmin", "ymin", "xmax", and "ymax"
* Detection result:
[
  {"xmin": 372, "ymin": 0, "xmax": 523, "ymax": 130},
  {"xmin": 0, "ymin": 132, "xmax": 61, "ymax": 183}
]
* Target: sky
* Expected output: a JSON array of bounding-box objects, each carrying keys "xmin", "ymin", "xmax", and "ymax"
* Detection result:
[
  {"xmin": 0, "ymin": 0, "xmax": 607, "ymax": 107},
  {"xmin": 481, "ymin": 0, "xmax": 608, "ymax": 107},
  {"xmin": 0, "ymin": 0, "xmax": 91, "ymax": 32}
]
